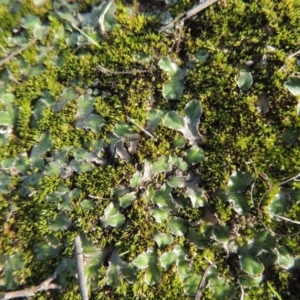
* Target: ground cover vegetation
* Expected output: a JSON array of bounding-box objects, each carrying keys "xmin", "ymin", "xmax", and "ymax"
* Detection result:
[{"xmin": 1, "ymin": 0, "xmax": 300, "ymax": 299}]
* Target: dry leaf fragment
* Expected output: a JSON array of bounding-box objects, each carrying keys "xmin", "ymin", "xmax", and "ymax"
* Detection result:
[
  {"xmin": 257, "ymin": 91, "xmax": 269, "ymax": 114},
  {"xmin": 203, "ymin": 206, "xmax": 219, "ymax": 225}
]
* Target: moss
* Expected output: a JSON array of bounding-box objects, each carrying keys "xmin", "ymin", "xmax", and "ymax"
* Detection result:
[{"xmin": 1, "ymin": 0, "xmax": 300, "ymax": 299}]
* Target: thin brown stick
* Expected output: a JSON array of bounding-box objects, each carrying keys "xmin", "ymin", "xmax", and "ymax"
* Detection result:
[
  {"xmin": 75, "ymin": 236, "xmax": 89, "ymax": 300},
  {"xmin": 257, "ymin": 171, "xmax": 300, "ymax": 213},
  {"xmin": 160, "ymin": 0, "xmax": 221, "ymax": 32},
  {"xmin": 98, "ymin": 0, "xmax": 113, "ymax": 34},
  {"xmin": 88, "ymin": 195, "xmax": 113, "ymax": 200},
  {"xmin": 259, "ymin": 216, "xmax": 300, "ymax": 237},
  {"xmin": 127, "ymin": 117, "xmax": 156, "ymax": 140},
  {"xmin": 288, "ymin": 49, "xmax": 300, "ymax": 59},
  {"xmin": 183, "ymin": 0, "xmax": 220, "ymax": 22},
  {"xmin": 5, "ymin": 66, "xmax": 20, "ymax": 84},
  {"xmin": 0, "ymin": 275, "xmax": 61, "ymax": 300},
  {"xmin": 6, "ymin": 198, "xmax": 15, "ymax": 222},
  {"xmin": 98, "ymin": 64, "xmax": 147, "ymax": 75},
  {"xmin": 259, "ymin": 210, "xmax": 300, "ymax": 225},
  {"xmin": 280, "ymin": 49, "xmax": 300, "ymax": 71},
  {"xmin": 194, "ymin": 264, "xmax": 211, "ymax": 300},
  {"xmin": 238, "ymin": 280, "xmax": 245, "ymax": 300},
  {"xmin": 0, "ymin": 39, "xmax": 37, "ymax": 67},
  {"xmin": 254, "ymin": 168, "xmax": 300, "ymax": 236}
]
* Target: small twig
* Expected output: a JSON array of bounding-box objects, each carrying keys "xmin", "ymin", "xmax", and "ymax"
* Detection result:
[
  {"xmin": 194, "ymin": 263, "xmax": 211, "ymax": 300},
  {"xmin": 260, "ymin": 217, "xmax": 300, "ymax": 237},
  {"xmin": 0, "ymin": 39, "xmax": 37, "ymax": 67},
  {"xmin": 249, "ymin": 180, "xmax": 256, "ymax": 207},
  {"xmin": 257, "ymin": 171, "xmax": 300, "ymax": 214},
  {"xmin": 88, "ymin": 195, "xmax": 112, "ymax": 200},
  {"xmin": 98, "ymin": 64, "xmax": 148, "ymax": 75},
  {"xmin": 74, "ymin": 236, "xmax": 89, "ymax": 300},
  {"xmin": 260, "ymin": 210, "xmax": 300, "ymax": 225},
  {"xmin": 5, "ymin": 66, "xmax": 19, "ymax": 84},
  {"xmin": 127, "ymin": 117, "xmax": 156, "ymax": 141},
  {"xmin": 259, "ymin": 173, "xmax": 272, "ymax": 189},
  {"xmin": 0, "ymin": 275, "xmax": 61, "ymax": 300},
  {"xmin": 0, "ymin": 44, "xmax": 7, "ymax": 53},
  {"xmin": 279, "ymin": 49, "xmax": 300, "ymax": 71},
  {"xmin": 160, "ymin": 0, "xmax": 221, "ymax": 32},
  {"xmin": 98, "ymin": 0, "xmax": 113, "ymax": 34},
  {"xmin": 248, "ymin": 159, "xmax": 300, "ymax": 236},
  {"xmin": 287, "ymin": 49, "xmax": 300, "ymax": 59},
  {"xmin": 6, "ymin": 198, "xmax": 15, "ymax": 222},
  {"xmin": 256, "ymin": 184, "xmax": 300, "ymax": 237},
  {"xmin": 181, "ymin": 0, "xmax": 220, "ymax": 22},
  {"xmin": 277, "ymin": 172, "xmax": 300, "ymax": 186},
  {"xmin": 238, "ymin": 280, "xmax": 245, "ymax": 300}
]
